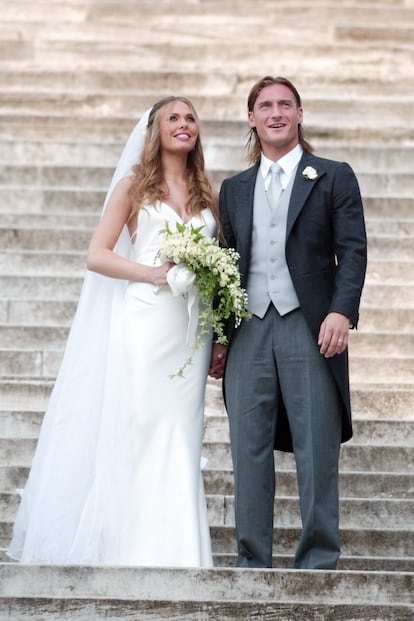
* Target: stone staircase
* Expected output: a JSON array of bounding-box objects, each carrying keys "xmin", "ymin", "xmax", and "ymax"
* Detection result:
[{"xmin": 0, "ymin": 0, "xmax": 413, "ymax": 618}]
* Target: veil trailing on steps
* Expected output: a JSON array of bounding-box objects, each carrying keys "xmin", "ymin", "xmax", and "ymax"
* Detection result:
[{"xmin": 9, "ymin": 108, "xmax": 152, "ymax": 563}]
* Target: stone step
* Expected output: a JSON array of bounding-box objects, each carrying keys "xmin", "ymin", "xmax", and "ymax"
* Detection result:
[
  {"xmin": 2, "ymin": 139, "xmax": 414, "ymax": 174},
  {"xmin": 0, "ymin": 212, "xmax": 97, "ymax": 228},
  {"xmin": 1, "ymin": 435, "xmax": 412, "ymax": 474},
  {"xmin": 1, "ymin": 186, "xmax": 413, "ymax": 220},
  {"xmin": 349, "ymin": 357, "xmax": 414, "ymax": 388},
  {"xmin": 2, "ymin": 518, "xmax": 413, "ymax": 561},
  {"xmin": 207, "ymin": 469, "xmax": 414, "ymax": 500},
  {"xmin": 0, "ymin": 300, "xmax": 78, "ymax": 327},
  {"xmin": 1, "ymin": 348, "xmax": 412, "ymax": 383},
  {"xmin": 203, "ymin": 416, "xmax": 414, "ymax": 447},
  {"xmin": 360, "ymin": 283, "xmax": 414, "ymax": 309},
  {"xmin": 0, "ymin": 253, "xmax": 411, "ymax": 287},
  {"xmin": 2, "ymin": 33, "xmax": 413, "ymax": 79},
  {"xmin": 210, "ymin": 524, "xmax": 414, "ymax": 559},
  {"xmin": 366, "ymin": 237, "xmax": 414, "ymax": 260},
  {"xmin": 3, "ymin": 462, "xmax": 413, "ymax": 502},
  {"xmin": 1, "ymin": 595, "xmax": 413, "ymax": 621},
  {"xmin": 1, "ymin": 229, "xmax": 411, "ymax": 264},
  {"xmin": 0, "ymin": 275, "xmax": 83, "ymax": 300},
  {"xmin": 1, "ymin": 113, "xmax": 413, "ymax": 146},
  {"xmin": 2, "ymin": 546, "xmax": 414, "ymax": 574},
  {"xmin": 0, "ymin": 251, "xmax": 86, "ymax": 277},
  {"xmin": 1, "ymin": 300, "xmax": 411, "ymax": 333},
  {"xmin": 1, "ymin": 1, "xmax": 412, "ymax": 32},
  {"xmin": 0, "ymin": 67, "xmax": 412, "ymax": 102},
  {"xmin": 0, "ymin": 330, "xmax": 412, "ymax": 360},
  {"xmin": 357, "ymin": 308, "xmax": 414, "ymax": 333},
  {"xmin": 1, "ymin": 280, "xmax": 412, "ymax": 317},
  {"xmin": 215, "ymin": 552, "xmax": 414, "ymax": 573},
  {"xmin": 0, "ymin": 228, "xmax": 91, "ymax": 252},
  {"xmin": 3, "ymin": 163, "xmax": 414, "ymax": 200},
  {"xmin": 0, "ymin": 92, "xmax": 412, "ymax": 129},
  {"xmin": 2, "ymin": 405, "xmax": 412, "ymax": 444},
  {"xmin": 365, "ymin": 220, "xmax": 414, "ymax": 236},
  {"xmin": 0, "ymin": 564, "xmax": 412, "ymax": 621},
  {"xmin": 204, "ymin": 443, "xmax": 414, "ymax": 473},
  {"xmin": 3, "ymin": 490, "xmax": 414, "ymax": 532},
  {"xmin": 1, "ymin": 381, "xmax": 413, "ymax": 420}
]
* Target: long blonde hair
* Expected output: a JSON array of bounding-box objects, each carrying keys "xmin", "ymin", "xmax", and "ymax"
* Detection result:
[{"xmin": 128, "ymin": 96, "xmax": 219, "ymax": 231}]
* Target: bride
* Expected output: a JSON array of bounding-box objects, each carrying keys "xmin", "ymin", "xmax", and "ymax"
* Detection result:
[{"xmin": 8, "ymin": 96, "xmax": 220, "ymax": 567}]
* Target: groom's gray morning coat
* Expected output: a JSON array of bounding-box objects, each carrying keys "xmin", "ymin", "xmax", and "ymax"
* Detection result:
[{"xmin": 219, "ymin": 151, "xmax": 367, "ymax": 452}]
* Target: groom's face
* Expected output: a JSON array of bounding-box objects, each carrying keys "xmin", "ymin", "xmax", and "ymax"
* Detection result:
[{"xmin": 248, "ymin": 83, "xmax": 303, "ymax": 160}]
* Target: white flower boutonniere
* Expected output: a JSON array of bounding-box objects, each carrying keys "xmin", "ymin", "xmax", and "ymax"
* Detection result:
[{"xmin": 302, "ymin": 166, "xmax": 318, "ymax": 181}]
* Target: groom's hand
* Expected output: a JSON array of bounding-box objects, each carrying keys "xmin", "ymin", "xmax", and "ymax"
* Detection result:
[{"xmin": 209, "ymin": 343, "xmax": 227, "ymax": 379}]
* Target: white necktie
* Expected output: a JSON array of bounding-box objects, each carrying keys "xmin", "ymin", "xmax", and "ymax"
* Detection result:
[{"xmin": 267, "ymin": 162, "xmax": 283, "ymax": 211}]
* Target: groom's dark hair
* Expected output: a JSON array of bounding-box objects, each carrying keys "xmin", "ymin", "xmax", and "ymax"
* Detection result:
[{"xmin": 246, "ymin": 76, "xmax": 313, "ymax": 164}]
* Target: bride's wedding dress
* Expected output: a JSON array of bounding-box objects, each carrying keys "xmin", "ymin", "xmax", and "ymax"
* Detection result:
[{"xmin": 8, "ymin": 201, "xmax": 214, "ymax": 568}]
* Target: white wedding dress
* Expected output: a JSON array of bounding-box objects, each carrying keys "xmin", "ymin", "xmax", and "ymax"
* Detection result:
[{"xmin": 8, "ymin": 201, "xmax": 214, "ymax": 568}]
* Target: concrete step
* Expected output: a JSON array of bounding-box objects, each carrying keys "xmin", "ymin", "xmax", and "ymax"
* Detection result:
[{"xmin": 0, "ymin": 564, "xmax": 412, "ymax": 621}]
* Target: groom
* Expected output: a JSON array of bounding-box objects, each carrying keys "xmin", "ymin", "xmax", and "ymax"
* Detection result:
[{"xmin": 210, "ymin": 76, "xmax": 367, "ymax": 569}]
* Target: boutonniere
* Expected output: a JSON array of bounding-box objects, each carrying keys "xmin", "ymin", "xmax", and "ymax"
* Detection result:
[{"xmin": 302, "ymin": 166, "xmax": 318, "ymax": 181}]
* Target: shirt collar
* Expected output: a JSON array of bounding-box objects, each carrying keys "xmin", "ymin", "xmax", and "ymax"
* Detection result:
[{"xmin": 260, "ymin": 144, "xmax": 303, "ymax": 179}]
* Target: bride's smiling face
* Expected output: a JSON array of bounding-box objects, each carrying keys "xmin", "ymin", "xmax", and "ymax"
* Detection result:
[{"xmin": 158, "ymin": 101, "xmax": 199, "ymax": 154}]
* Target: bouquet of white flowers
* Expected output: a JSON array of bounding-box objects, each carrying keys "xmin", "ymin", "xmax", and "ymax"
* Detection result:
[{"xmin": 158, "ymin": 221, "xmax": 250, "ymax": 376}]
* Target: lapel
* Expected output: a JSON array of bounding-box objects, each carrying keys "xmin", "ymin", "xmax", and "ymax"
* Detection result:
[
  {"xmin": 287, "ymin": 152, "xmax": 326, "ymax": 238},
  {"xmin": 232, "ymin": 164, "xmax": 259, "ymax": 256}
]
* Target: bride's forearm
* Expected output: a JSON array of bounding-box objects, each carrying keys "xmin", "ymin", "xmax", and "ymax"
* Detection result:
[{"xmin": 86, "ymin": 248, "xmax": 154, "ymax": 283}]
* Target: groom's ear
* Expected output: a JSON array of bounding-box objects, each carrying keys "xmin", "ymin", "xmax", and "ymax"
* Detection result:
[{"xmin": 248, "ymin": 110, "xmax": 256, "ymax": 128}]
